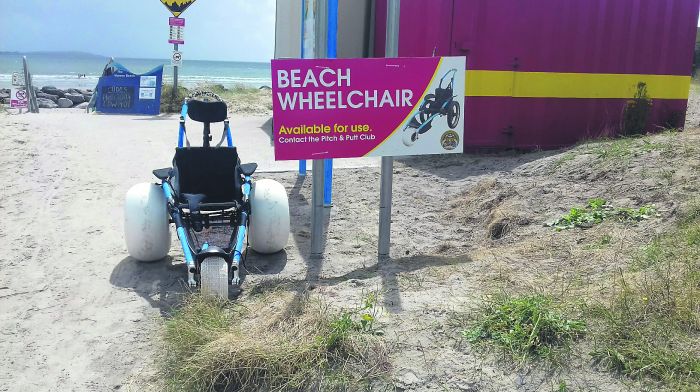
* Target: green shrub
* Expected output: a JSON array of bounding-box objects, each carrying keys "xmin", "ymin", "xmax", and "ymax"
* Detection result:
[
  {"xmin": 622, "ymin": 82, "xmax": 653, "ymax": 136},
  {"xmin": 161, "ymin": 83, "xmax": 189, "ymax": 113}
]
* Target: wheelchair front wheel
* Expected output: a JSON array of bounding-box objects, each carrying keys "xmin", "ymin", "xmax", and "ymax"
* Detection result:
[
  {"xmin": 447, "ymin": 101, "xmax": 461, "ymax": 129},
  {"xmin": 200, "ymin": 256, "xmax": 228, "ymax": 299},
  {"xmin": 402, "ymin": 129, "xmax": 417, "ymax": 147}
]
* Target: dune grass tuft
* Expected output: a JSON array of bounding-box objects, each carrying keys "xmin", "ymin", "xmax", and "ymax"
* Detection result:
[
  {"xmin": 462, "ymin": 294, "xmax": 586, "ymax": 364},
  {"xmin": 194, "ymin": 83, "xmax": 271, "ymax": 115},
  {"xmin": 161, "ymin": 291, "xmax": 389, "ymax": 392}
]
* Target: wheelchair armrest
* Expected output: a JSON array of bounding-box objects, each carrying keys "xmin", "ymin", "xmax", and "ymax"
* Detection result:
[
  {"xmin": 239, "ymin": 163, "xmax": 258, "ymax": 177},
  {"xmin": 153, "ymin": 167, "xmax": 173, "ymax": 181}
]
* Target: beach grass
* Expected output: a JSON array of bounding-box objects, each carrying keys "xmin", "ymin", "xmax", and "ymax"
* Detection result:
[
  {"xmin": 160, "ymin": 83, "xmax": 271, "ymax": 115},
  {"xmin": 161, "ymin": 291, "xmax": 389, "ymax": 392},
  {"xmin": 588, "ymin": 201, "xmax": 700, "ymax": 390}
]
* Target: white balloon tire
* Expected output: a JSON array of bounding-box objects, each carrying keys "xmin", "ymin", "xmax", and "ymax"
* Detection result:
[
  {"xmin": 402, "ymin": 130, "xmax": 416, "ymax": 147},
  {"xmin": 124, "ymin": 183, "xmax": 171, "ymax": 262},
  {"xmin": 200, "ymin": 257, "xmax": 229, "ymax": 299},
  {"xmin": 249, "ymin": 179, "xmax": 290, "ymax": 254}
]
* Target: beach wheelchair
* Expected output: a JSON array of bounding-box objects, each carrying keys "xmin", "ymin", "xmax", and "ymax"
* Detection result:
[
  {"xmin": 402, "ymin": 69, "xmax": 461, "ymax": 146},
  {"xmin": 124, "ymin": 92, "xmax": 290, "ymax": 298}
]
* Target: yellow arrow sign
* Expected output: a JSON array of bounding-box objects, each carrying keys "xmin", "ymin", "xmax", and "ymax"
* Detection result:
[{"xmin": 160, "ymin": 0, "xmax": 196, "ymax": 17}]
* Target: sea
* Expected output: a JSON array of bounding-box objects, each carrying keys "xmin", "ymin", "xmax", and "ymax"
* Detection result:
[{"xmin": 0, "ymin": 52, "xmax": 272, "ymax": 90}]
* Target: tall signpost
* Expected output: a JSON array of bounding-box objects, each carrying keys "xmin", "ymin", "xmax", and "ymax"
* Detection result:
[
  {"xmin": 160, "ymin": 0, "xmax": 196, "ymax": 109},
  {"xmin": 324, "ymin": 0, "xmax": 338, "ymax": 207},
  {"xmin": 301, "ymin": 0, "xmax": 326, "ymax": 258},
  {"xmin": 379, "ymin": 0, "xmax": 400, "ymax": 258}
]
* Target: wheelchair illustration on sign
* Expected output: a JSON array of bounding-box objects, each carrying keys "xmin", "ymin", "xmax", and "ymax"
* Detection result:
[{"xmin": 402, "ymin": 69, "xmax": 461, "ymax": 147}]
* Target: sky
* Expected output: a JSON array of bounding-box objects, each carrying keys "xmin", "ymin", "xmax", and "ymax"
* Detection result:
[{"xmin": 0, "ymin": 0, "xmax": 276, "ymax": 62}]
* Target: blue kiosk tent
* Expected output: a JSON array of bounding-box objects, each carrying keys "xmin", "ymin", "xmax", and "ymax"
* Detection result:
[{"xmin": 93, "ymin": 61, "xmax": 163, "ymax": 115}]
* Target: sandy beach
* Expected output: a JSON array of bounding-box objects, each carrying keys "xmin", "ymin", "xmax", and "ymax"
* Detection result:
[{"xmin": 1, "ymin": 89, "xmax": 699, "ymax": 390}]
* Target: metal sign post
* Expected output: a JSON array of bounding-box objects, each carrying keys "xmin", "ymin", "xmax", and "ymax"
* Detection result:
[
  {"xmin": 168, "ymin": 17, "xmax": 186, "ymax": 109},
  {"xmin": 378, "ymin": 0, "xmax": 400, "ymax": 258},
  {"xmin": 323, "ymin": 0, "xmax": 338, "ymax": 207},
  {"xmin": 303, "ymin": 0, "xmax": 325, "ymax": 258}
]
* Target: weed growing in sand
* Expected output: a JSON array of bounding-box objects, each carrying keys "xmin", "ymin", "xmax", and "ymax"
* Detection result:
[
  {"xmin": 462, "ymin": 294, "xmax": 586, "ymax": 364},
  {"xmin": 589, "ymin": 201, "xmax": 700, "ymax": 390},
  {"xmin": 162, "ymin": 292, "xmax": 389, "ymax": 392},
  {"xmin": 325, "ymin": 291, "xmax": 382, "ymax": 349},
  {"xmin": 548, "ymin": 198, "xmax": 655, "ymax": 230}
]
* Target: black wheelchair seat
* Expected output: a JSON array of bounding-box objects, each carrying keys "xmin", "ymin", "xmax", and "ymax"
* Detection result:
[
  {"xmin": 182, "ymin": 193, "xmax": 207, "ymax": 212},
  {"xmin": 434, "ymin": 87, "xmax": 453, "ymax": 109},
  {"xmin": 173, "ymin": 147, "xmax": 242, "ymax": 204},
  {"xmin": 187, "ymin": 100, "xmax": 228, "ymax": 124}
]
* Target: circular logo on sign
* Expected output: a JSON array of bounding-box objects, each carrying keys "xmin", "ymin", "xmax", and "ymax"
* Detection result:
[
  {"xmin": 173, "ymin": 52, "xmax": 182, "ymax": 61},
  {"xmin": 16, "ymin": 90, "xmax": 27, "ymax": 100},
  {"xmin": 440, "ymin": 130, "xmax": 459, "ymax": 150}
]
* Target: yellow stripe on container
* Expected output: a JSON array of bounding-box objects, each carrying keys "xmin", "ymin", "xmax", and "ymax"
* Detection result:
[{"xmin": 466, "ymin": 70, "xmax": 691, "ymax": 100}]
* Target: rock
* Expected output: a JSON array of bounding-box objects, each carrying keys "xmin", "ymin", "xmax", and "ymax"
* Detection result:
[
  {"xmin": 259, "ymin": 85, "xmax": 272, "ymax": 90},
  {"xmin": 37, "ymin": 97, "xmax": 58, "ymax": 108},
  {"xmin": 394, "ymin": 371, "xmax": 422, "ymax": 390},
  {"xmin": 76, "ymin": 89, "xmax": 91, "ymax": 96},
  {"xmin": 75, "ymin": 102, "xmax": 89, "ymax": 109},
  {"xmin": 64, "ymin": 93, "xmax": 85, "ymax": 104},
  {"xmin": 41, "ymin": 86, "xmax": 65, "ymax": 97},
  {"xmin": 37, "ymin": 92, "xmax": 58, "ymax": 102},
  {"xmin": 57, "ymin": 97, "xmax": 73, "ymax": 108}
]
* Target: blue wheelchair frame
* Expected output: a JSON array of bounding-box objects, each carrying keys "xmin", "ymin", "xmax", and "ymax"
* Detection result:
[{"xmin": 158, "ymin": 99, "xmax": 250, "ymax": 287}]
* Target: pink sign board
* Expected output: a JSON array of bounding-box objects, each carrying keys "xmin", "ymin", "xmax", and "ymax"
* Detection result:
[
  {"xmin": 169, "ymin": 17, "xmax": 185, "ymax": 26},
  {"xmin": 271, "ymin": 56, "xmax": 465, "ymax": 161}
]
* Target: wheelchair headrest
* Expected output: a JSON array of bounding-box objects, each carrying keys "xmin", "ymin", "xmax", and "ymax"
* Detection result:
[{"xmin": 187, "ymin": 100, "xmax": 228, "ymax": 123}]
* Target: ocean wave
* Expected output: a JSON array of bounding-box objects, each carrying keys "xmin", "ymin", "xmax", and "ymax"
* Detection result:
[{"xmin": 0, "ymin": 73, "xmax": 271, "ymax": 89}]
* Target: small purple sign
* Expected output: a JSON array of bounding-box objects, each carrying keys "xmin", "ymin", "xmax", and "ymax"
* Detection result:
[{"xmin": 169, "ymin": 17, "xmax": 185, "ymax": 27}]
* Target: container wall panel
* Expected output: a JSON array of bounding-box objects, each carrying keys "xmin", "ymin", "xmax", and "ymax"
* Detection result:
[{"xmin": 374, "ymin": 0, "xmax": 700, "ymax": 149}]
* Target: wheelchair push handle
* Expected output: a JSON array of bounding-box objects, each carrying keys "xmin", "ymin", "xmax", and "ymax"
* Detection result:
[{"xmin": 439, "ymin": 68, "xmax": 458, "ymax": 89}]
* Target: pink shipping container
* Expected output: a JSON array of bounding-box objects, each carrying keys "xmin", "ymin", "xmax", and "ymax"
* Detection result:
[{"xmin": 374, "ymin": 0, "xmax": 700, "ymax": 149}]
